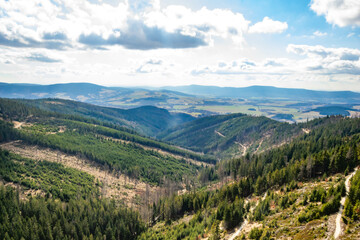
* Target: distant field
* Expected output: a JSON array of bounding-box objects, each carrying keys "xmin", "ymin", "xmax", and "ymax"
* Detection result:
[{"xmin": 195, "ymin": 105, "xmax": 264, "ymax": 115}]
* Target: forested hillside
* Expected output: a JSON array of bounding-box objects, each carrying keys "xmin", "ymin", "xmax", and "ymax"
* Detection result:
[
  {"xmin": 159, "ymin": 113, "xmax": 304, "ymax": 159},
  {"xmin": 0, "ymin": 98, "xmax": 215, "ymax": 185},
  {"xmin": 18, "ymin": 98, "xmax": 194, "ymax": 136},
  {"xmin": 0, "ymin": 185, "xmax": 145, "ymax": 240},
  {"xmin": 141, "ymin": 115, "xmax": 360, "ymax": 239}
]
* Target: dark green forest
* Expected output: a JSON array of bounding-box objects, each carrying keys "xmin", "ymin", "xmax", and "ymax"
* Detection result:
[{"xmin": 0, "ymin": 186, "xmax": 144, "ymax": 240}]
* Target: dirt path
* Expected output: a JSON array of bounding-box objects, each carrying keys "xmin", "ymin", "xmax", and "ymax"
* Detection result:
[
  {"xmin": 236, "ymin": 142, "xmax": 248, "ymax": 156},
  {"xmin": 227, "ymin": 198, "xmax": 250, "ymax": 240},
  {"xmin": 13, "ymin": 121, "xmax": 23, "ymax": 129},
  {"xmin": 215, "ymin": 130, "xmax": 225, "ymax": 138},
  {"xmin": 254, "ymin": 139, "xmax": 264, "ymax": 153},
  {"xmin": 0, "ymin": 141, "xmax": 163, "ymax": 208},
  {"xmin": 226, "ymin": 192, "xmax": 267, "ymax": 240},
  {"xmin": 334, "ymin": 168, "xmax": 358, "ymax": 239},
  {"xmin": 302, "ymin": 128, "xmax": 311, "ymax": 134}
]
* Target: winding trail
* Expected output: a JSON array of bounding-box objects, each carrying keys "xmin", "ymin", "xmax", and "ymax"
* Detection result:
[
  {"xmin": 235, "ymin": 142, "xmax": 248, "ymax": 156},
  {"xmin": 227, "ymin": 192, "xmax": 267, "ymax": 240},
  {"xmin": 334, "ymin": 168, "xmax": 358, "ymax": 239}
]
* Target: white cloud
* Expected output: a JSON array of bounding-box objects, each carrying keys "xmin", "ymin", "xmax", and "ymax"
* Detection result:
[
  {"xmin": 287, "ymin": 44, "xmax": 360, "ymax": 74},
  {"xmin": 248, "ymin": 17, "xmax": 288, "ymax": 34},
  {"xmin": 134, "ymin": 58, "xmax": 169, "ymax": 73},
  {"xmin": 0, "ymin": 0, "xmax": 254, "ymax": 50},
  {"xmin": 310, "ymin": 0, "xmax": 360, "ymax": 27},
  {"xmin": 191, "ymin": 44, "xmax": 360, "ymax": 76},
  {"xmin": 0, "ymin": 0, "xmax": 290, "ymax": 51},
  {"xmin": 313, "ymin": 31, "xmax": 327, "ymax": 37},
  {"xmin": 144, "ymin": 6, "xmax": 250, "ymax": 46}
]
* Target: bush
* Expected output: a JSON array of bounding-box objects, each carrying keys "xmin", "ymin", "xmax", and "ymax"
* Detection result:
[{"xmin": 249, "ymin": 227, "xmax": 263, "ymax": 240}]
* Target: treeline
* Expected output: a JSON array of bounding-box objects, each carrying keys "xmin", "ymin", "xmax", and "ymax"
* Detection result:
[
  {"xmin": 0, "ymin": 149, "xmax": 98, "ymax": 201},
  {"xmin": 0, "ymin": 186, "xmax": 144, "ymax": 240}
]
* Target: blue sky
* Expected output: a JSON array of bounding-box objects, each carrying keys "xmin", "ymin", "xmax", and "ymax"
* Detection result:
[{"xmin": 0, "ymin": 0, "xmax": 359, "ymax": 91}]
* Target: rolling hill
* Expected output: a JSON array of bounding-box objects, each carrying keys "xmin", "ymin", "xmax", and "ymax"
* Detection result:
[
  {"xmin": 0, "ymin": 82, "xmax": 199, "ymax": 110},
  {"xmin": 162, "ymin": 85, "xmax": 360, "ymax": 102},
  {"xmin": 159, "ymin": 113, "xmax": 304, "ymax": 159},
  {"xmin": 158, "ymin": 111, "xmax": 353, "ymax": 159},
  {"xmin": 0, "ymin": 98, "xmax": 215, "ymax": 185},
  {"xmin": 17, "ymin": 98, "xmax": 195, "ymax": 136},
  {"xmin": 2, "ymin": 82, "xmax": 360, "ymax": 123}
]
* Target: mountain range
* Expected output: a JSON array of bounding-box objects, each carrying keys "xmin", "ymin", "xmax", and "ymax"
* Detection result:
[
  {"xmin": 161, "ymin": 85, "xmax": 360, "ymax": 101},
  {"xmin": 2, "ymin": 82, "xmax": 360, "ymax": 105}
]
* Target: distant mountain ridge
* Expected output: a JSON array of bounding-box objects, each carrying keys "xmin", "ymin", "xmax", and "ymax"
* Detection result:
[
  {"xmin": 0, "ymin": 82, "xmax": 200, "ymax": 111},
  {"xmin": 0, "ymin": 82, "xmax": 133, "ymax": 101},
  {"xmin": 1, "ymin": 82, "xmax": 360, "ymax": 121},
  {"xmin": 2, "ymin": 82, "xmax": 360, "ymax": 102},
  {"xmin": 161, "ymin": 85, "xmax": 360, "ymax": 101}
]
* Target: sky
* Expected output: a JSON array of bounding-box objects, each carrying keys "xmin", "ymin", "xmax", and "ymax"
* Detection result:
[{"xmin": 0, "ymin": 0, "xmax": 359, "ymax": 91}]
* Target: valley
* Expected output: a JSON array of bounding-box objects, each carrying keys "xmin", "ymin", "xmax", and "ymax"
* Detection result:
[
  {"xmin": 0, "ymin": 95, "xmax": 359, "ymax": 240},
  {"xmin": 2, "ymin": 82, "xmax": 360, "ymax": 123}
]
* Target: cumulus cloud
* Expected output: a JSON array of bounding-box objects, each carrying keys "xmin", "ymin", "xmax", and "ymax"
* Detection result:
[
  {"xmin": 145, "ymin": 6, "xmax": 250, "ymax": 45},
  {"xmin": 192, "ymin": 58, "xmax": 259, "ymax": 75},
  {"xmin": 248, "ymin": 17, "xmax": 288, "ymax": 34},
  {"xmin": 134, "ymin": 58, "xmax": 168, "ymax": 73},
  {"xmin": 287, "ymin": 44, "xmax": 360, "ymax": 74},
  {"xmin": 192, "ymin": 45, "xmax": 360, "ymax": 76},
  {"xmin": 78, "ymin": 20, "xmax": 206, "ymax": 50},
  {"xmin": 0, "ymin": 0, "xmax": 256, "ymax": 50},
  {"xmin": 310, "ymin": 0, "xmax": 360, "ymax": 27},
  {"xmin": 313, "ymin": 31, "xmax": 327, "ymax": 37}
]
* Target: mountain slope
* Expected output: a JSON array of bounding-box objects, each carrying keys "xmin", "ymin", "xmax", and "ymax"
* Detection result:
[
  {"xmin": 143, "ymin": 115, "xmax": 360, "ymax": 239},
  {"xmin": 159, "ymin": 113, "xmax": 303, "ymax": 159},
  {"xmin": 0, "ymin": 98, "xmax": 215, "ymax": 185},
  {"xmin": 18, "ymin": 98, "xmax": 195, "ymax": 136}
]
